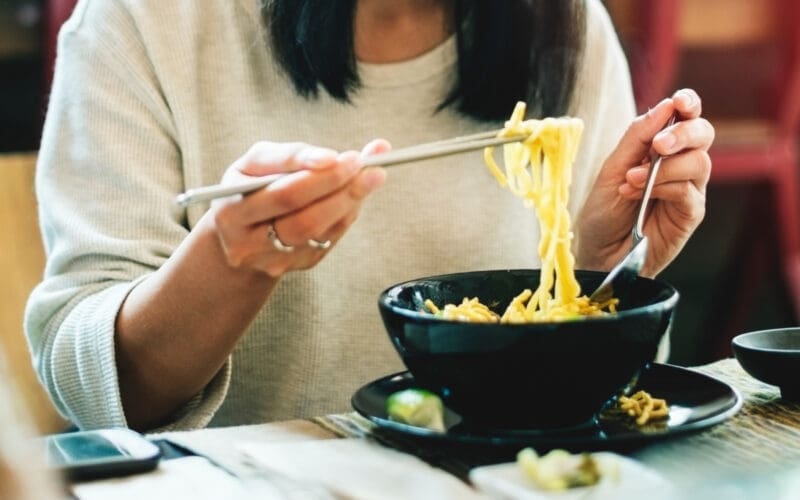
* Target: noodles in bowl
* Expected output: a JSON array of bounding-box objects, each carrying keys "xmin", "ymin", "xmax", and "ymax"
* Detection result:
[
  {"xmin": 378, "ymin": 269, "xmax": 678, "ymax": 428},
  {"xmin": 378, "ymin": 103, "xmax": 679, "ymax": 428},
  {"xmin": 425, "ymin": 102, "xmax": 616, "ymax": 323}
]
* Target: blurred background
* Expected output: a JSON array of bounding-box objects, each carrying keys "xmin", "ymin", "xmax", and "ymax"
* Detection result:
[
  {"xmin": 1, "ymin": 0, "xmax": 798, "ymax": 434},
  {"xmin": 603, "ymin": 0, "xmax": 799, "ymax": 367}
]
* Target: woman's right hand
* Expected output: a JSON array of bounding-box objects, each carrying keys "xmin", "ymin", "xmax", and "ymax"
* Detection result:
[
  {"xmin": 118, "ymin": 139, "xmax": 389, "ymax": 430},
  {"xmin": 211, "ymin": 140, "xmax": 389, "ymax": 277}
]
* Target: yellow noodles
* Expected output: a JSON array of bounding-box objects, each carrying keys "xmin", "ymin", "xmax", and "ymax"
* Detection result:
[
  {"xmin": 618, "ymin": 390, "xmax": 670, "ymax": 426},
  {"xmin": 423, "ymin": 298, "xmax": 500, "ymax": 323},
  {"xmin": 425, "ymin": 102, "xmax": 618, "ymax": 323}
]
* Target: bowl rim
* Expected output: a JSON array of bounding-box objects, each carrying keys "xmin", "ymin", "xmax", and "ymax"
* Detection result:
[
  {"xmin": 379, "ymin": 268, "xmax": 679, "ymax": 325},
  {"xmin": 731, "ymin": 327, "xmax": 800, "ymax": 354}
]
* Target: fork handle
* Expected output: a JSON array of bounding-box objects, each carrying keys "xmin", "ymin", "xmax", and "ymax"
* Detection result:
[{"xmin": 632, "ymin": 115, "xmax": 677, "ymax": 243}]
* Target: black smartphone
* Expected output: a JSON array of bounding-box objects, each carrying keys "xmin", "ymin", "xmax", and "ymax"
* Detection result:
[{"xmin": 43, "ymin": 428, "xmax": 162, "ymax": 481}]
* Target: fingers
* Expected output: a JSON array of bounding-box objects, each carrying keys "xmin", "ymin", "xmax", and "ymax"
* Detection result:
[
  {"xmin": 671, "ymin": 88, "xmax": 702, "ymax": 120},
  {"xmin": 235, "ymin": 139, "xmax": 391, "ymax": 224},
  {"xmin": 361, "ymin": 138, "xmax": 392, "ymax": 157},
  {"xmin": 222, "ymin": 221, "xmax": 322, "ymax": 278},
  {"xmin": 262, "ymin": 167, "xmax": 386, "ymax": 246},
  {"xmin": 231, "ymin": 151, "xmax": 362, "ymax": 225},
  {"xmin": 650, "ymin": 181, "xmax": 705, "ymax": 219},
  {"xmin": 240, "ymin": 168, "xmax": 385, "ymax": 277},
  {"xmin": 610, "ymin": 98, "xmax": 676, "ymax": 169},
  {"xmin": 652, "ymin": 114, "xmax": 715, "ymax": 156},
  {"xmin": 613, "ymin": 88, "xmax": 714, "ymax": 168},
  {"xmin": 214, "ymin": 139, "xmax": 389, "ymax": 277},
  {"xmin": 232, "ymin": 142, "xmax": 339, "ymax": 178},
  {"xmin": 215, "ymin": 152, "xmax": 361, "ymax": 242},
  {"xmin": 620, "ymin": 172, "xmax": 705, "ymax": 207},
  {"xmin": 618, "ymin": 87, "xmax": 714, "ymax": 197},
  {"xmin": 625, "ymin": 148, "xmax": 711, "ymax": 190},
  {"xmin": 583, "ymin": 89, "xmax": 712, "ymax": 276},
  {"xmin": 623, "ymin": 149, "xmax": 712, "ymax": 194}
]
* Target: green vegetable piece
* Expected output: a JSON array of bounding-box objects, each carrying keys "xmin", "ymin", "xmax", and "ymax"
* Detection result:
[{"xmin": 386, "ymin": 388, "xmax": 446, "ymax": 432}]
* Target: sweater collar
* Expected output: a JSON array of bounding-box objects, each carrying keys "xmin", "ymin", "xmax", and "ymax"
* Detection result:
[{"xmin": 357, "ymin": 35, "xmax": 457, "ymax": 88}]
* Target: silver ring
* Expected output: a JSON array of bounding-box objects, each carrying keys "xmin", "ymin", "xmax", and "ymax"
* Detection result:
[
  {"xmin": 267, "ymin": 224, "xmax": 294, "ymax": 252},
  {"xmin": 307, "ymin": 238, "xmax": 332, "ymax": 250}
]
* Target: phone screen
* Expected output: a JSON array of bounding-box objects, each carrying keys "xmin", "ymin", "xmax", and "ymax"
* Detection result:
[
  {"xmin": 43, "ymin": 429, "xmax": 162, "ymax": 481},
  {"xmin": 46, "ymin": 432, "xmax": 130, "ymax": 466}
]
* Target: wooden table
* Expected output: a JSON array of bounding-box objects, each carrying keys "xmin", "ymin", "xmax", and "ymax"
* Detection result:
[{"xmin": 71, "ymin": 359, "xmax": 800, "ymax": 499}]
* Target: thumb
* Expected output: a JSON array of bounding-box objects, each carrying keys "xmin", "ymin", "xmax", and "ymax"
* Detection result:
[
  {"xmin": 612, "ymin": 98, "xmax": 676, "ymax": 168},
  {"xmin": 361, "ymin": 138, "xmax": 392, "ymax": 157},
  {"xmin": 235, "ymin": 142, "xmax": 338, "ymax": 177}
]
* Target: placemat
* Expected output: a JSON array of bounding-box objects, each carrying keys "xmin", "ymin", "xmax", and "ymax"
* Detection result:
[
  {"xmin": 634, "ymin": 358, "xmax": 800, "ymax": 475},
  {"xmin": 313, "ymin": 359, "xmax": 800, "ymax": 481}
]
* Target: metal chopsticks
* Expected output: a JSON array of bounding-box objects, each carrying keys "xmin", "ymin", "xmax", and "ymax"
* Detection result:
[{"xmin": 175, "ymin": 130, "xmax": 527, "ymax": 206}]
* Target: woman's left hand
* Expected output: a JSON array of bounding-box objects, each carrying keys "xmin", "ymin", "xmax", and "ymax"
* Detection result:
[{"xmin": 576, "ymin": 88, "xmax": 715, "ymax": 277}]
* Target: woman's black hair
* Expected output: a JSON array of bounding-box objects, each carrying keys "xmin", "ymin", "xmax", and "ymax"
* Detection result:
[{"xmin": 264, "ymin": 0, "xmax": 586, "ymax": 121}]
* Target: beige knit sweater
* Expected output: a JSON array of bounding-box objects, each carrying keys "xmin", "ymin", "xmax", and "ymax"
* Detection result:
[{"xmin": 25, "ymin": 0, "xmax": 636, "ymax": 430}]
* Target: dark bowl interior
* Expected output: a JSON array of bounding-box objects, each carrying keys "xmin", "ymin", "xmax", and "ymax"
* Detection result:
[
  {"xmin": 732, "ymin": 328, "xmax": 800, "ymax": 401},
  {"xmin": 378, "ymin": 269, "xmax": 679, "ymax": 429}
]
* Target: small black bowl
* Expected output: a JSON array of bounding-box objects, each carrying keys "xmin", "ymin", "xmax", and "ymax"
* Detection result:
[
  {"xmin": 732, "ymin": 328, "xmax": 800, "ymax": 401},
  {"xmin": 378, "ymin": 269, "xmax": 679, "ymax": 429}
]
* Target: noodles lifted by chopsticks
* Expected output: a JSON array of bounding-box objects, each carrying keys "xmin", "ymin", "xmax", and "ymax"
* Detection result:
[{"xmin": 425, "ymin": 102, "xmax": 618, "ymax": 322}]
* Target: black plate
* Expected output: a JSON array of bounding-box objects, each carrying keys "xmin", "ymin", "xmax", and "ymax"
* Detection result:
[{"xmin": 352, "ymin": 363, "xmax": 742, "ymax": 451}]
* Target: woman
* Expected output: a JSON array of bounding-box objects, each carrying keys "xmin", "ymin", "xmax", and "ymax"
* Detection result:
[{"xmin": 27, "ymin": 0, "xmax": 713, "ymax": 431}]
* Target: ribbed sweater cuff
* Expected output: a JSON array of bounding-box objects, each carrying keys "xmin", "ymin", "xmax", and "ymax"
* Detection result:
[
  {"xmin": 51, "ymin": 282, "xmax": 134, "ymax": 429},
  {"xmin": 50, "ymin": 281, "xmax": 231, "ymax": 430}
]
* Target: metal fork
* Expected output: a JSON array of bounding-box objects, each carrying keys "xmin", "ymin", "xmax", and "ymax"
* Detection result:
[{"xmin": 588, "ymin": 115, "xmax": 678, "ymax": 303}]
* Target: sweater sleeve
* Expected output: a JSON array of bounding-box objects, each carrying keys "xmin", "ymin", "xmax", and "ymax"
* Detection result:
[
  {"xmin": 568, "ymin": 0, "xmax": 638, "ymax": 254},
  {"xmin": 24, "ymin": 0, "xmax": 231, "ymax": 430}
]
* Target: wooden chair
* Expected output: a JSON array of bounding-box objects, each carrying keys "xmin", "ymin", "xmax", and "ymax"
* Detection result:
[{"xmin": 0, "ymin": 153, "xmax": 67, "ymax": 434}]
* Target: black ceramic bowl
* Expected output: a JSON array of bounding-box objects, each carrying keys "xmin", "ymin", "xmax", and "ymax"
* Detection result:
[
  {"xmin": 378, "ymin": 269, "xmax": 679, "ymax": 429},
  {"xmin": 732, "ymin": 328, "xmax": 800, "ymax": 401}
]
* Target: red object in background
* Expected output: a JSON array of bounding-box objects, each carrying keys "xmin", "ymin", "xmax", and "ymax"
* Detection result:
[
  {"xmin": 700, "ymin": 0, "xmax": 800, "ymax": 358},
  {"xmin": 618, "ymin": 0, "xmax": 800, "ymax": 359},
  {"xmin": 623, "ymin": 0, "xmax": 680, "ymax": 112},
  {"xmin": 43, "ymin": 0, "xmax": 78, "ymax": 96}
]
